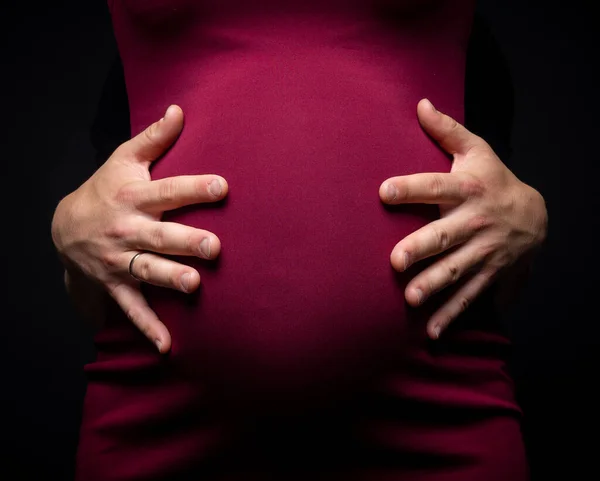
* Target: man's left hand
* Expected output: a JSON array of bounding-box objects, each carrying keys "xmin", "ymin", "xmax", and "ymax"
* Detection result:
[{"xmin": 379, "ymin": 99, "xmax": 548, "ymax": 339}]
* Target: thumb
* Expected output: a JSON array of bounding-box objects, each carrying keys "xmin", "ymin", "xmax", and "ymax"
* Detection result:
[
  {"xmin": 120, "ymin": 104, "xmax": 184, "ymax": 165},
  {"xmin": 417, "ymin": 98, "xmax": 481, "ymax": 156}
]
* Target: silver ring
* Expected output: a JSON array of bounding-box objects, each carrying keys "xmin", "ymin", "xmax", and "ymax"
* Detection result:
[{"xmin": 128, "ymin": 251, "xmax": 146, "ymax": 281}]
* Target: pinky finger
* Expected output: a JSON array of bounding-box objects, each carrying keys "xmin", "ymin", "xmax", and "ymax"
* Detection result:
[
  {"xmin": 108, "ymin": 282, "xmax": 172, "ymax": 353},
  {"xmin": 426, "ymin": 269, "xmax": 497, "ymax": 340}
]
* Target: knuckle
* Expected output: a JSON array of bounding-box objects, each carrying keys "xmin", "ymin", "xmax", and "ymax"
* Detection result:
[
  {"xmin": 100, "ymin": 251, "xmax": 121, "ymax": 271},
  {"xmin": 136, "ymin": 256, "xmax": 152, "ymax": 281},
  {"xmin": 148, "ymin": 224, "xmax": 166, "ymax": 250},
  {"xmin": 143, "ymin": 121, "xmax": 160, "ymax": 145},
  {"xmin": 114, "ymin": 183, "xmax": 138, "ymax": 205},
  {"xmin": 124, "ymin": 304, "xmax": 142, "ymax": 325},
  {"xmin": 484, "ymin": 265, "xmax": 501, "ymax": 279},
  {"xmin": 105, "ymin": 219, "xmax": 135, "ymax": 240},
  {"xmin": 457, "ymin": 296, "xmax": 470, "ymax": 313},
  {"xmin": 477, "ymin": 243, "xmax": 495, "ymax": 260},
  {"xmin": 460, "ymin": 176, "xmax": 485, "ymax": 198},
  {"xmin": 468, "ymin": 214, "xmax": 491, "ymax": 232},
  {"xmin": 443, "ymin": 117, "xmax": 460, "ymax": 140},
  {"xmin": 498, "ymin": 250, "xmax": 516, "ymax": 268},
  {"xmin": 194, "ymin": 177, "xmax": 208, "ymax": 198},
  {"xmin": 428, "ymin": 175, "xmax": 446, "ymax": 199},
  {"xmin": 425, "ymin": 276, "xmax": 436, "ymax": 296},
  {"xmin": 431, "ymin": 224, "xmax": 450, "ymax": 250},
  {"xmin": 446, "ymin": 262, "xmax": 461, "ymax": 283},
  {"xmin": 185, "ymin": 233, "xmax": 202, "ymax": 254},
  {"xmin": 447, "ymin": 116, "xmax": 459, "ymax": 132},
  {"xmin": 500, "ymin": 190, "xmax": 518, "ymax": 213},
  {"xmin": 158, "ymin": 178, "xmax": 178, "ymax": 204}
]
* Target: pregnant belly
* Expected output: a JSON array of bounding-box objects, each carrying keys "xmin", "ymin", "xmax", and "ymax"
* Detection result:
[{"xmin": 140, "ymin": 51, "xmax": 452, "ymax": 410}]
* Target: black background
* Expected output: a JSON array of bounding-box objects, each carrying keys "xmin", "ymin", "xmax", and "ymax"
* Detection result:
[{"xmin": 1, "ymin": 0, "xmax": 598, "ymax": 480}]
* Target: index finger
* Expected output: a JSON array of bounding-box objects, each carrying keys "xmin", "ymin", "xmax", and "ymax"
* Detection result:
[
  {"xmin": 129, "ymin": 174, "xmax": 229, "ymax": 213},
  {"xmin": 380, "ymin": 172, "xmax": 482, "ymax": 205}
]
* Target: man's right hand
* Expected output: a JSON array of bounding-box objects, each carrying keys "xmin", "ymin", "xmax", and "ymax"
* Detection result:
[{"xmin": 51, "ymin": 105, "xmax": 228, "ymax": 353}]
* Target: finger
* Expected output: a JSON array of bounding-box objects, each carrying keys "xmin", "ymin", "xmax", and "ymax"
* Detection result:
[
  {"xmin": 426, "ymin": 269, "xmax": 498, "ymax": 340},
  {"xmin": 403, "ymin": 240, "xmax": 489, "ymax": 307},
  {"xmin": 390, "ymin": 212, "xmax": 489, "ymax": 272},
  {"xmin": 130, "ymin": 174, "xmax": 228, "ymax": 213},
  {"xmin": 126, "ymin": 251, "xmax": 201, "ymax": 293},
  {"xmin": 417, "ymin": 98, "xmax": 483, "ymax": 156},
  {"xmin": 117, "ymin": 105, "xmax": 184, "ymax": 166},
  {"xmin": 380, "ymin": 171, "xmax": 483, "ymax": 205},
  {"xmin": 108, "ymin": 282, "xmax": 172, "ymax": 353},
  {"xmin": 129, "ymin": 221, "xmax": 221, "ymax": 259}
]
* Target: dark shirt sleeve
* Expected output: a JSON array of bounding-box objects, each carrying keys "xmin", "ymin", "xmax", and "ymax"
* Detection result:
[
  {"xmin": 90, "ymin": 55, "xmax": 131, "ymax": 166},
  {"xmin": 90, "ymin": 13, "xmax": 514, "ymax": 166},
  {"xmin": 464, "ymin": 11, "xmax": 515, "ymax": 163}
]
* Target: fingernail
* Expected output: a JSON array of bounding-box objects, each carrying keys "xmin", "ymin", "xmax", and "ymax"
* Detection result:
[
  {"xmin": 180, "ymin": 273, "xmax": 191, "ymax": 292},
  {"xmin": 431, "ymin": 325, "xmax": 441, "ymax": 339},
  {"xmin": 403, "ymin": 252, "xmax": 411, "ymax": 271},
  {"xmin": 386, "ymin": 183, "xmax": 397, "ymax": 202},
  {"xmin": 155, "ymin": 339, "xmax": 163, "ymax": 351},
  {"xmin": 208, "ymin": 178, "xmax": 223, "ymax": 197},
  {"xmin": 415, "ymin": 288, "xmax": 424, "ymax": 305},
  {"xmin": 199, "ymin": 237, "xmax": 212, "ymax": 258}
]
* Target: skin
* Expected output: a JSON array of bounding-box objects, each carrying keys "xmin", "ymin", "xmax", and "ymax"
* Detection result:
[
  {"xmin": 52, "ymin": 101, "xmax": 548, "ymax": 353},
  {"xmin": 380, "ymin": 99, "xmax": 547, "ymax": 339},
  {"xmin": 53, "ymin": 105, "xmax": 226, "ymax": 353}
]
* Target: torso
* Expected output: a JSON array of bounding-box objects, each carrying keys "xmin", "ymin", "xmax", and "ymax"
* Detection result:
[
  {"xmin": 76, "ymin": 4, "xmax": 529, "ymax": 480},
  {"xmin": 106, "ymin": 0, "xmax": 476, "ymax": 405}
]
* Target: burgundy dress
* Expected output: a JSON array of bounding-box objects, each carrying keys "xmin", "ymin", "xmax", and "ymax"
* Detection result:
[{"xmin": 75, "ymin": 1, "xmax": 528, "ymax": 479}]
